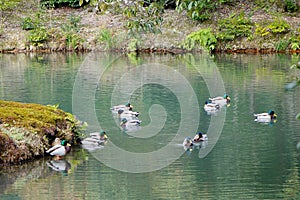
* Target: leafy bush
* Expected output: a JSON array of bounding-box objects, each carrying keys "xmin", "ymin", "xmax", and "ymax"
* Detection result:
[
  {"xmin": 175, "ymin": 0, "xmax": 234, "ymax": 21},
  {"xmin": 275, "ymin": 39, "xmax": 289, "ymax": 51},
  {"xmin": 27, "ymin": 27, "xmax": 49, "ymax": 46},
  {"xmin": 216, "ymin": 12, "xmax": 253, "ymax": 41},
  {"xmin": 98, "ymin": 29, "xmax": 116, "ymax": 50},
  {"xmin": 40, "ymin": 0, "xmax": 81, "ymax": 8},
  {"xmin": 0, "ymin": 0, "xmax": 20, "ymax": 11},
  {"xmin": 182, "ymin": 28, "xmax": 217, "ymax": 51},
  {"xmin": 61, "ymin": 15, "xmax": 84, "ymax": 50},
  {"xmin": 82, "ymin": 0, "xmax": 164, "ymax": 35},
  {"xmin": 289, "ymin": 35, "xmax": 300, "ymax": 50},
  {"xmin": 284, "ymin": 0, "xmax": 298, "ymax": 12},
  {"xmin": 255, "ymin": 18, "xmax": 291, "ymax": 37},
  {"xmin": 21, "ymin": 17, "xmax": 35, "ymax": 30}
]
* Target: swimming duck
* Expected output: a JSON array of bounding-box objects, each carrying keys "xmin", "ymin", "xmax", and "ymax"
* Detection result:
[
  {"xmin": 46, "ymin": 140, "xmax": 71, "ymax": 160},
  {"xmin": 209, "ymin": 94, "xmax": 230, "ymax": 106},
  {"xmin": 204, "ymin": 100, "xmax": 220, "ymax": 112},
  {"xmin": 254, "ymin": 110, "xmax": 277, "ymax": 123},
  {"xmin": 117, "ymin": 109, "xmax": 139, "ymax": 119},
  {"xmin": 120, "ymin": 118, "xmax": 142, "ymax": 127},
  {"xmin": 81, "ymin": 131, "xmax": 108, "ymax": 151},
  {"xmin": 111, "ymin": 102, "xmax": 133, "ymax": 113},
  {"xmin": 193, "ymin": 132, "xmax": 208, "ymax": 144}
]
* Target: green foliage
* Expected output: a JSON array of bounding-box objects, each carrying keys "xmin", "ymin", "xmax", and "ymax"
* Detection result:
[
  {"xmin": 175, "ymin": 0, "xmax": 233, "ymax": 21},
  {"xmin": 255, "ymin": 18, "xmax": 290, "ymax": 37},
  {"xmin": 0, "ymin": 0, "xmax": 20, "ymax": 11},
  {"xmin": 24, "ymin": 12, "xmax": 50, "ymax": 46},
  {"xmin": 284, "ymin": 0, "xmax": 298, "ymax": 12},
  {"xmin": 216, "ymin": 12, "xmax": 253, "ymax": 41},
  {"xmin": 289, "ymin": 35, "xmax": 300, "ymax": 50},
  {"xmin": 127, "ymin": 38, "xmax": 139, "ymax": 52},
  {"xmin": 40, "ymin": 0, "xmax": 81, "ymax": 8},
  {"xmin": 61, "ymin": 15, "xmax": 84, "ymax": 50},
  {"xmin": 183, "ymin": 28, "xmax": 217, "ymax": 51},
  {"xmin": 98, "ymin": 29, "xmax": 116, "ymax": 50},
  {"xmin": 21, "ymin": 17, "xmax": 35, "ymax": 30},
  {"xmin": 275, "ymin": 39, "xmax": 289, "ymax": 51},
  {"xmin": 123, "ymin": 1, "xmax": 164, "ymax": 35},
  {"xmin": 83, "ymin": 0, "xmax": 164, "ymax": 35},
  {"xmin": 28, "ymin": 27, "xmax": 49, "ymax": 46}
]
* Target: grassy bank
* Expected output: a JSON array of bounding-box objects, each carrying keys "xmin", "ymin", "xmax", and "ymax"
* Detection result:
[
  {"xmin": 0, "ymin": 100, "xmax": 84, "ymax": 165},
  {"xmin": 0, "ymin": 0, "xmax": 299, "ymax": 54}
]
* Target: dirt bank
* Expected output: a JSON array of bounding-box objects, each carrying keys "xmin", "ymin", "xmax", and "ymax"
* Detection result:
[
  {"xmin": 0, "ymin": 1, "xmax": 299, "ymax": 53},
  {"xmin": 0, "ymin": 100, "xmax": 84, "ymax": 165}
]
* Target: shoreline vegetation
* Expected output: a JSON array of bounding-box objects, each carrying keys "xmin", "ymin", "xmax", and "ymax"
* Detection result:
[{"xmin": 0, "ymin": 0, "xmax": 299, "ymax": 54}]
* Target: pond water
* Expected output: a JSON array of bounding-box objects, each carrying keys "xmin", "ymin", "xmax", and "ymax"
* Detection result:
[{"xmin": 0, "ymin": 52, "xmax": 300, "ymax": 199}]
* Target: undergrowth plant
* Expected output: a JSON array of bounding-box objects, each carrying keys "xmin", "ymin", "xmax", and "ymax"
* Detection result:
[
  {"xmin": 61, "ymin": 15, "xmax": 84, "ymax": 50},
  {"xmin": 175, "ymin": 0, "xmax": 234, "ymax": 21},
  {"xmin": 255, "ymin": 17, "xmax": 291, "ymax": 37},
  {"xmin": 182, "ymin": 28, "xmax": 217, "ymax": 52},
  {"xmin": 98, "ymin": 29, "xmax": 116, "ymax": 50},
  {"xmin": 216, "ymin": 12, "xmax": 253, "ymax": 41}
]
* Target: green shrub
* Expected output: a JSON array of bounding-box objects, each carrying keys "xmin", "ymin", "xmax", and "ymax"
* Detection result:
[
  {"xmin": 275, "ymin": 39, "xmax": 289, "ymax": 51},
  {"xmin": 27, "ymin": 27, "xmax": 49, "ymax": 46},
  {"xmin": 183, "ymin": 28, "xmax": 217, "ymax": 51},
  {"xmin": 289, "ymin": 35, "xmax": 300, "ymax": 50},
  {"xmin": 175, "ymin": 0, "xmax": 234, "ymax": 21},
  {"xmin": 21, "ymin": 17, "xmax": 35, "ymax": 30},
  {"xmin": 40, "ymin": 0, "xmax": 81, "ymax": 8},
  {"xmin": 255, "ymin": 18, "xmax": 291, "ymax": 37},
  {"xmin": 98, "ymin": 29, "xmax": 116, "ymax": 50},
  {"xmin": 216, "ymin": 12, "xmax": 253, "ymax": 41},
  {"xmin": 284, "ymin": 0, "xmax": 298, "ymax": 12},
  {"xmin": 61, "ymin": 15, "xmax": 84, "ymax": 50}
]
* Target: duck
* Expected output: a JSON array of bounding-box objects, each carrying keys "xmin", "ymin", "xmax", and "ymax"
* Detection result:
[
  {"xmin": 182, "ymin": 137, "xmax": 194, "ymax": 152},
  {"xmin": 111, "ymin": 102, "xmax": 133, "ymax": 113},
  {"xmin": 254, "ymin": 110, "xmax": 277, "ymax": 123},
  {"xmin": 193, "ymin": 132, "xmax": 208, "ymax": 144},
  {"xmin": 46, "ymin": 140, "xmax": 71, "ymax": 160},
  {"xmin": 209, "ymin": 94, "xmax": 230, "ymax": 106},
  {"xmin": 117, "ymin": 109, "xmax": 139, "ymax": 119},
  {"xmin": 81, "ymin": 131, "xmax": 108, "ymax": 151},
  {"xmin": 204, "ymin": 100, "xmax": 220, "ymax": 112},
  {"xmin": 120, "ymin": 118, "xmax": 142, "ymax": 127},
  {"xmin": 183, "ymin": 137, "xmax": 193, "ymax": 147}
]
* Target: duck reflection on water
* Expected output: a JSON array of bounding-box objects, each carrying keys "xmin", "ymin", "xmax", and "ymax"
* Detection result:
[{"xmin": 46, "ymin": 159, "xmax": 71, "ymax": 175}]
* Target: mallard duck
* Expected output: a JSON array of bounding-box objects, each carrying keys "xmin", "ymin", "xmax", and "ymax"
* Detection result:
[
  {"xmin": 120, "ymin": 118, "xmax": 141, "ymax": 127},
  {"xmin": 183, "ymin": 137, "xmax": 193, "ymax": 147},
  {"xmin": 204, "ymin": 100, "xmax": 220, "ymax": 112},
  {"xmin": 254, "ymin": 110, "xmax": 277, "ymax": 123},
  {"xmin": 46, "ymin": 140, "xmax": 71, "ymax": 160},
  {"xmin": 81, "ymin": 131, "xmax": 108, "ymax": 151},
  {"xmin": 111, "ymin": 102, "xmax": 133, "ymax": 113},
  {"xmin": 209, "ymin": 94, "xmax": 230, "ymax": 106},
  {"xmin": 193, "ymin": 132, "xmax": 208, "ymax": 144},
  {"xmin": 117, "ymin": 109, "xmax": 139, "ymax": 119}
]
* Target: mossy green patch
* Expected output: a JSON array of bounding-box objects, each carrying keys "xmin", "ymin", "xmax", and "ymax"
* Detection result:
[{"xmin": 0, "ymin": 100, "xmax": 86, "ymax": 165}]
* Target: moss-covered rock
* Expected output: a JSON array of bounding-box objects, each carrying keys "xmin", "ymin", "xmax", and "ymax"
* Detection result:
[{"xmin": 0, "ymin": 100, "xmax": 85, "ymax": 165}]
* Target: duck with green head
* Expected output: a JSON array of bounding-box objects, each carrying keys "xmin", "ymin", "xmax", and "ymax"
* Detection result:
[
  {"xmin": 254, "ymin": 110, "xmax": 277, "ymax": 123},
  {"xmin": 209, "ymin": 93, "xmax": 231, "ymax": 106},
  {"xmin": 46, "ymin": 139, "xmax": 71, "ymax": 160}
]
